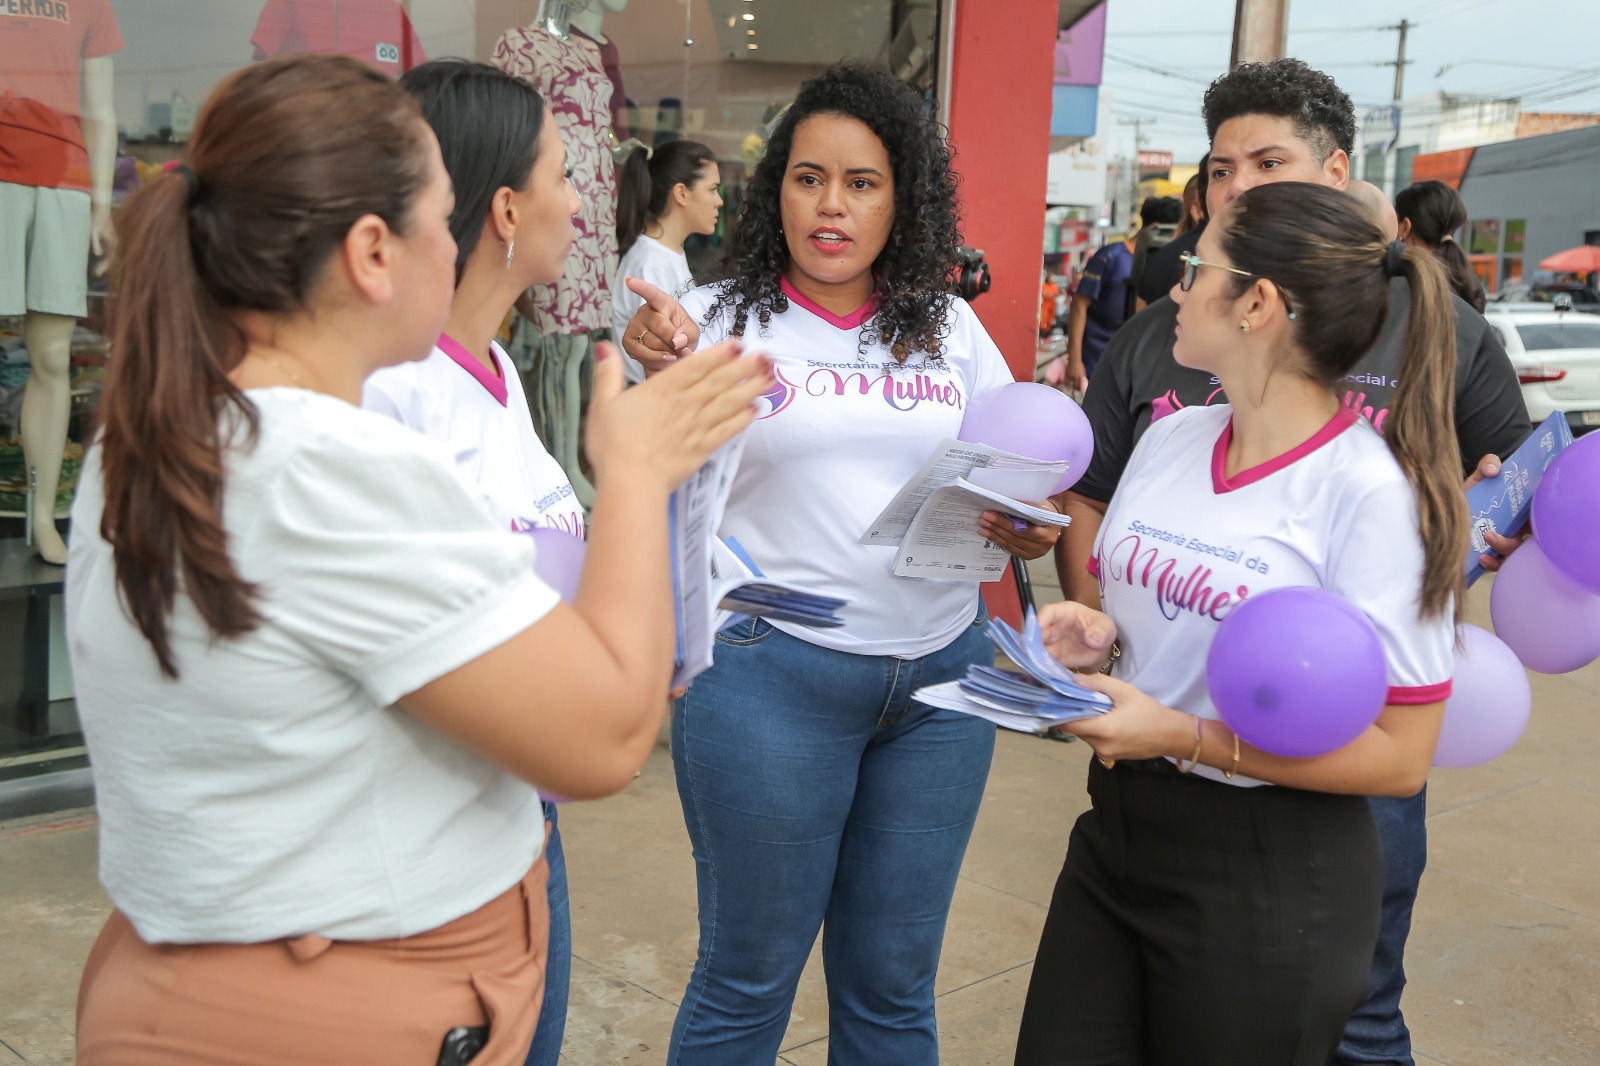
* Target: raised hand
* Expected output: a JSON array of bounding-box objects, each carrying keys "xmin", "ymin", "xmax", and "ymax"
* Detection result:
[{"xmin": 620, "ymin": 278, "xmax": 702, "ymax": 375}]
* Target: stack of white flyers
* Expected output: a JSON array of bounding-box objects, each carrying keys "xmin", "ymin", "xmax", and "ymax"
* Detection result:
[
  {"xmin": 670, "ymin": 442, "xmax": 847, "ymax": 688},
  {"xmin": 914, "ymin": 608, "xmax": 1112, "ymax": 734},
  {"xmin": 860, "ymin": 438, "xmax": 1073, "ymax": 581}
]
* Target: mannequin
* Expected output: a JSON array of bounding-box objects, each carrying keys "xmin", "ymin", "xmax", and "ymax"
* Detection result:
[
  {"xmin": 1, "ymin": 0, "xmax": 124, "ymax": 564},
  {"xmin": 568, "ymin": 0, "xmax": 628, "ymax": 139},
  {"xmin": 493, "ymin": 0, "xmax": 625, "ymax": 509}
]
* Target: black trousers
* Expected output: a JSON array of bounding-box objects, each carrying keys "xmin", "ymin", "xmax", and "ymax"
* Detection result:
[{"xmin": 1014, "ymin": 758, "xmax": 1384, "ymax": 1066}]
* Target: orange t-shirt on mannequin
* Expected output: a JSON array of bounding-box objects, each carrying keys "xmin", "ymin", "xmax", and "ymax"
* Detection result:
[{"xmin": 0, "ymin": 0, "xmax": 124, "ymax": 191}]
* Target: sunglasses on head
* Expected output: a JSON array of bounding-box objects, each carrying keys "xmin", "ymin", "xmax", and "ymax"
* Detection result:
[{"xmin": 1178, "ymin": 253, "xmax": 1296, "ymax": 320}]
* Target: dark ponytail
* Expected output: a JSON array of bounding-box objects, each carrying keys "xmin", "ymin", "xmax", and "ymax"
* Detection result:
[
  {"xmin": 1219, "ymin": 183, "xmax": 1466, "ymax": 621},
  {"xmin": 615, "ymin": 139, "xmax": 716, "ymax": 254},
  {"xmin": 1394, "ymin": 181, "xmax": 1483, "ymax": 312},
  {"xmin": 99, "ymin": 55, "xmax": 431, "ymax": 677}
]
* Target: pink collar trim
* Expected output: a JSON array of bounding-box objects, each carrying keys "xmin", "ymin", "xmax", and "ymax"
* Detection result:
[
  {"xmin": 437, "ymin": 334, "xmax": 508, "ymax": 407},
  {"xmin": 1211, "ymin": 406, "xmax": 1360, "ymax": 493},
  {"xmin": 780, "ymin": 275, "xmax": 879, "ymax": 330}
]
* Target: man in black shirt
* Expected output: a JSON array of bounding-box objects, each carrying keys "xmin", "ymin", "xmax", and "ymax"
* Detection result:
[{"xmin": 1052, "ymin": 58, "xmax": 1531, "ymax": 1066}]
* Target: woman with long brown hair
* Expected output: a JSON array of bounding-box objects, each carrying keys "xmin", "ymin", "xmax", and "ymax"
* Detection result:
[
  {"xmin": 1013, "ymin": 181, "xmax": 1466, "ymax": 1065},
  {"xmin": 67, "ymin": 53, "xmax": 768, "ymax": 1066}
]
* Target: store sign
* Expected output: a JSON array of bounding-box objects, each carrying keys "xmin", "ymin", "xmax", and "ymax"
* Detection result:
[
  {"xmin": 1138, "ymin": 150, "xmax": 1173, "ymax": 172},
  {"xmin": 1363, "ymin": 106, "xmax": 1400, "ymax": 155},
  {"xmin": 1047, "ymin": 141, "xmax": 1107, "ymax": 207},
  {"xmin": 1053, "ymin": 2, "xmax": 1106, "ymax": 87}
]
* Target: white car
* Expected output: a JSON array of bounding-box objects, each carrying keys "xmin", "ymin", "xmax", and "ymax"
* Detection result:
[{"xmin": 1482, "ymin": 308, "xmax": 1600, "ymax": 435}]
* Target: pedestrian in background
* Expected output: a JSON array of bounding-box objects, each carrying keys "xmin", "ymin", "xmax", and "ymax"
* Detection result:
[{"xmin": 1395, "ymin": 180, "xmax": 1486, "ymax": 312}]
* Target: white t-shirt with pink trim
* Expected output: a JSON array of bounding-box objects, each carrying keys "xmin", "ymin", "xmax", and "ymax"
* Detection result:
[
  {"xmin": 682, "ymin": 279, "xmax": 1016, "ymax": 658},
  {"xmin": 363, "ymin": 338, "xmax": 585, "ymax": 537},
  {"xmin": 1090, "ymin": 403, "xmax": 1453, "ymax": 786}
]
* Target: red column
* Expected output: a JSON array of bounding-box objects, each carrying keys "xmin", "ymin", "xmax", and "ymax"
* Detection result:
[
  {"xmin": 946, "ymin": 0, "xmax": 1058, "ymax": 624},
  {"xmin": 945, "ymin": 0, "xmax": 1058, "ymax": 382}
]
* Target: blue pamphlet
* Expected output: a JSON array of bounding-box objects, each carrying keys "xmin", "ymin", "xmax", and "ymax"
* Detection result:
[{"xmin": 1464, "ymin": 411, "xmax": 1573, "ymax": 586}]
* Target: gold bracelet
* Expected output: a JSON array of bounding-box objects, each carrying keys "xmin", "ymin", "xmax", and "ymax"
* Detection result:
[
  {"xmin": 1176, "ymin": 715, "xmax": 1202, "ymax": 773},
  {"xmin": 1225, "ymin": 730, "xmax": 1241, "ymax": 780},
  {"xmin": 1098, "ymin": 640, "xmax": 1122, "ymax": 676}
]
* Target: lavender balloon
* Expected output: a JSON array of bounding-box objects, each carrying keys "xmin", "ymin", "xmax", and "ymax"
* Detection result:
[
  {"xmin": 1206, "ymin": 587, "xmax": 1389, "ymax": 759},
  {"xmin": 1489, "ymin": 538, "xmax": 1600, "ymax": 674},
  {"xmin": 1433, "ymin": 625, "xmax": 1531, "ymax": 768},
  {"xmin": 959, "ymin": 382, "xmax": 1094, "ymax": 494},
  {"xmin": 527, "ymin": 526, "xmax": 586, "ymax": 604},
  {"xmin": 1531, "ymin": 432, "xmax": 1600, "ymax": 594}
]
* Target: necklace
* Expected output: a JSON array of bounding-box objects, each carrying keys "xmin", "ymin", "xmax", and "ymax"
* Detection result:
[{"xmin": 261, "ymin": 353, "xmax": 306, "ymax": 388}]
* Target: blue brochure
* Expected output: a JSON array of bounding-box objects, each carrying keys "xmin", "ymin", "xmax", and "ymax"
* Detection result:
[{"xmin": 1464, "ymin": 412, "xmax": 1573, "ymax": 586}]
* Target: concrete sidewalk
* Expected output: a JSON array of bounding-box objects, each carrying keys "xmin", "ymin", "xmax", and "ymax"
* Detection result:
[{"xmin": 3, "ymin": 567, "xmax": 1598, "ymax": 1065}]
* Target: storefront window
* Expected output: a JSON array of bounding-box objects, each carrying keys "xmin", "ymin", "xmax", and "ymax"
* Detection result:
[
  {"xmin": 1504, "ymin": 218, "xmax": 1526, "ymax": 255},
  {"xmin": 0, "ymin": 0, "xmax": 945, "ymax": 765},
  {"xmin": 1470, "ymin": 218, "xmax": 1501, "ymax": 256}
]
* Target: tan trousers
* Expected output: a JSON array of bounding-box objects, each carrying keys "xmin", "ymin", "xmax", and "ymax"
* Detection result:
[{"xmin": 77, "ymin": 858, "xmax": 549, "ymax": 1066}]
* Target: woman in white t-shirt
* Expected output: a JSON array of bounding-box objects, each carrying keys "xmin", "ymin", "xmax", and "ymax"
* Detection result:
[
  {"xmin": 621, "ymin": 65, "xmax": 1063, "ymax": 1064},
  {"xmin": 66, "ymin": 55, "xmax": 769, "ymax": 1066},
  {"xmin": 1012, "ymin": 184, "xmax": 1466, "ymax": 1065},
  {"xmin": 360, "ymin": 60, "xmax": 587, "ymax": 1066},
  {"xmin": 610, "ymin": 139, "xmax": 722, "ymax": 383}
]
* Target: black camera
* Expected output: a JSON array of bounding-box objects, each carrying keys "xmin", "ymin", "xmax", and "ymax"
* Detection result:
[{"xmin": 956, "ymin": 245, "xmax": 992, "ymax": 302}]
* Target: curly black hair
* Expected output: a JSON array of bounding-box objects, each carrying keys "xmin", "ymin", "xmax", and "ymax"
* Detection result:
[
  {"xmin": 704, "ymin": 62, "xmax": 962, "ymax": 362},
  {"xmin": 1202, "ymin": 58, "xmax": 1356, "ymax": 162}
]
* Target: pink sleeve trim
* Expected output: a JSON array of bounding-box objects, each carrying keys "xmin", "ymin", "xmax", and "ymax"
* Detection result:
[
  {"xmin": 1086, "ymin": 556, "xmax": 1100, "ymax": 579},
  {"xmin": 1388, "ymin": 680, "xmax": 1452, "ymax": 705}
]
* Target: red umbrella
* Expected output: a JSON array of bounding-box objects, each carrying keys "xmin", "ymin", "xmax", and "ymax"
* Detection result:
[{"xmin": 1539, "ymin": 245, "xmax": 1600, "ymax": 273}]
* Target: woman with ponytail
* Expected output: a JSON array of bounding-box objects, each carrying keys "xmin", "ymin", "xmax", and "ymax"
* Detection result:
[
  {"xmin": 68, "ymin": 53, "xmax": 769, "ymax": 1066},
  {"xmin": 610, "ymin": 139, "xmax": 720, "ymax": 381},
  {"xmin": 1014, "ymin": 181, "xmax": 1466, "ymax": 1066},
  {"xmin": 1396, "ymin": 179, "xmax": 1485, "ymax": 312}
]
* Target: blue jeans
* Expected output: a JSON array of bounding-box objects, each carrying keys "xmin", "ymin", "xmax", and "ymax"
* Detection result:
[
  {"xmin": 667, "ymin": 616, "xmax": 996, "ymax": 1065},
  {"xmin": 1335, "ymin": 788, "xmax": 1427, "ymax": 1066},
  {"xmin": 523, "ymin": 802, "xmax": 570, "ymax": 1066}
]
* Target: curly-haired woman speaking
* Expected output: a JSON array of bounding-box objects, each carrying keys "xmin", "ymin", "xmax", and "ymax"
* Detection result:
[{"xmin": 622, "ymin": 63, "xmax": 1059, "ymax": 1063}]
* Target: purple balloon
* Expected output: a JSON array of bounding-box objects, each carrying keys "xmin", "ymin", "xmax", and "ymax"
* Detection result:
[
  {"xmin": 1206, "ymin": 587, "xmax": 1389, "ymax": 758},
  {"xmin": 527, "ymin": 526, "xmax": 586, "ymax": 604},
  {"xmin": 1489, "ymin": 537, "xmax": 1600, "ymax": 674},
  {"xmin": 1531, "ymin": 431, "xmax": 1600, "ymax": 594},
  {"xmin": 1433, "ymin": 625, "xmax": 1531, "ymax": 769},
  {"xmin": 959, "ymin": 382, "xmax": 1094, "ymax": 494}
]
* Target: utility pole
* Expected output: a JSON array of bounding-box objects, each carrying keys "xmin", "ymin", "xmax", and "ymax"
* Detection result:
[
  {"xmin": 1118, "ymin": 115, "xmax": 1150, "ymax": 235},
  {"xmin": 1230, "ymin": 0, "xmax": 1290, "ymax": 68},
  {"xmin": 1377, "ymin": 19, "xmax": 1412, "ymax": 195}
]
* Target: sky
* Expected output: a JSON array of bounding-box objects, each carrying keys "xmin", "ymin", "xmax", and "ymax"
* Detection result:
[{"xmin": 1098, "ymin": 0, "xmax": 1600, "ymax": 166}]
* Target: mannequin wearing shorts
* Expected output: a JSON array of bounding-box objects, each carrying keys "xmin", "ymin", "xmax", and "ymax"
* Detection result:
[{"xmin": 0, "ymin": 0, "xmax": 122, "ymax": 562}]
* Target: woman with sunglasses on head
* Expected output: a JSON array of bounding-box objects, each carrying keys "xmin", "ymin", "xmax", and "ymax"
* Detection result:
[
  {"xmin": 1013, "ymin": 182, "xmax": 1465, "ymax": 1066},
  {"xmin": 67, "ymin": 53, "xmax": 768, "ymax": 1066},
  {"xmin": 620, "ymin": 63, "xmax": 1062, "ymax": 1064},
  {"xmin": 359, "ymin": 59, "xmax": 592, "ymax": 1066}
]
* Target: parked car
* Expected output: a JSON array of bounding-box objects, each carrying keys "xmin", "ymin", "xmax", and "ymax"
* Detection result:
[
  {"xmin": 1483, "ymin": 307, "xmax": 1600, "ymax": 434},
  {"xmin": 1487, "ymin": 282, "xmax": 1600, "ymax": 313}
]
